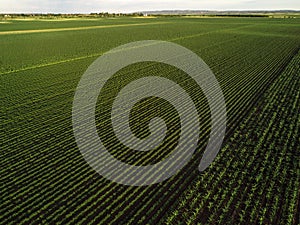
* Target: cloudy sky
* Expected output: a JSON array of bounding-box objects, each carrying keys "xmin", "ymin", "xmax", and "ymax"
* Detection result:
[{"xmin": 1, "ymin": 0, "xmax": 299, "ymax": 13}]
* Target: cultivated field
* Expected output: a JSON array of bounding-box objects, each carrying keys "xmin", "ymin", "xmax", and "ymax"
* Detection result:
[{"xmin": 1, "ymin": 17, "xmax": 299, "ymax": 224}]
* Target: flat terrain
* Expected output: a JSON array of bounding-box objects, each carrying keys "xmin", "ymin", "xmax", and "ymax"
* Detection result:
[{"xmin": 1, "ymin": 17, "xmax": 299, "ymax": 224}]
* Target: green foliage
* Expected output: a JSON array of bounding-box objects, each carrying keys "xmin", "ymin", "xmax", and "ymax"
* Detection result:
[{"xmin": 0, "ymin": 17, "xmax": 299, "ymax": 224}]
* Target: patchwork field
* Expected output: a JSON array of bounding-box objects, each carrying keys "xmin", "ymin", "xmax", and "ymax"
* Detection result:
[{"xmin": 1, "ymin": 17, "xmax": 299, "ymax": 224}]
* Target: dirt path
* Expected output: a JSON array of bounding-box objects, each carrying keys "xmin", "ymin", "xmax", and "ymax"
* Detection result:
[{"xmin": 0, "ymin": 21, "xmax": 169, "ymax": 35}]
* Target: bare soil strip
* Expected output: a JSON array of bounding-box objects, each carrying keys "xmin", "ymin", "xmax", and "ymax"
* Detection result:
[{"xmin": 0, "ymin": 21, "xmax": 169, "ymax": 35}]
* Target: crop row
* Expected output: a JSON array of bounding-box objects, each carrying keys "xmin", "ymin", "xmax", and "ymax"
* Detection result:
[
  {"xmin": 164, "ymin": 50, "xmax": 300, "ymax": 225},
  {"xmin": 1, "ymin": 19, "xmax": 299, "ymax": 224}
]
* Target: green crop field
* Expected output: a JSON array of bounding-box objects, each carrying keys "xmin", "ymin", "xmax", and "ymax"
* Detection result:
[{"xmin": 1, "ymin": 17, "xmax": 300, "ymax": 224}]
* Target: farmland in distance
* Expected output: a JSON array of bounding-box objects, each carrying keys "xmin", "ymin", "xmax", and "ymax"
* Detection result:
[{"xmin": 1, "ymin": 16, "xmax": 300, "ymax": 224}]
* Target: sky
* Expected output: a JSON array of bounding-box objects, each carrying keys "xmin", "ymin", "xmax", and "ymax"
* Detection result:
[{"xmin": 0, "ymin": 0, "xmax": 299, "ymax": 14}]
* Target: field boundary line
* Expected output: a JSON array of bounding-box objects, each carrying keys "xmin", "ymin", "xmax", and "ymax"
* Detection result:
[
  {"xmin": 0, "ymin": 22, "xmax": 169, "ymax": 35},
  {"xmin": 0, "ymin": 52, "xmax": 105, "ymax": 75},
  {"xmin": 223, "ymin": 30, "xmax": 299, "ymax": 39},
  {"xmin": 170, "ymin": 24, "xmax": 257, "ymax": 41}
]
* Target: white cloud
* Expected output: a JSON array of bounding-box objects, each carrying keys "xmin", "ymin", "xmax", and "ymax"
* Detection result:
[{"xmin": 0, "ymin": 0, "xmax": 299, "ymax": 13}]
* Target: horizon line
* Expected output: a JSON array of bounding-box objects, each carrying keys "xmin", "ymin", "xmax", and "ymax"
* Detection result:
[{"xmin": 1, "ymin": 9, "xmax": 300, "ymax": 14}]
